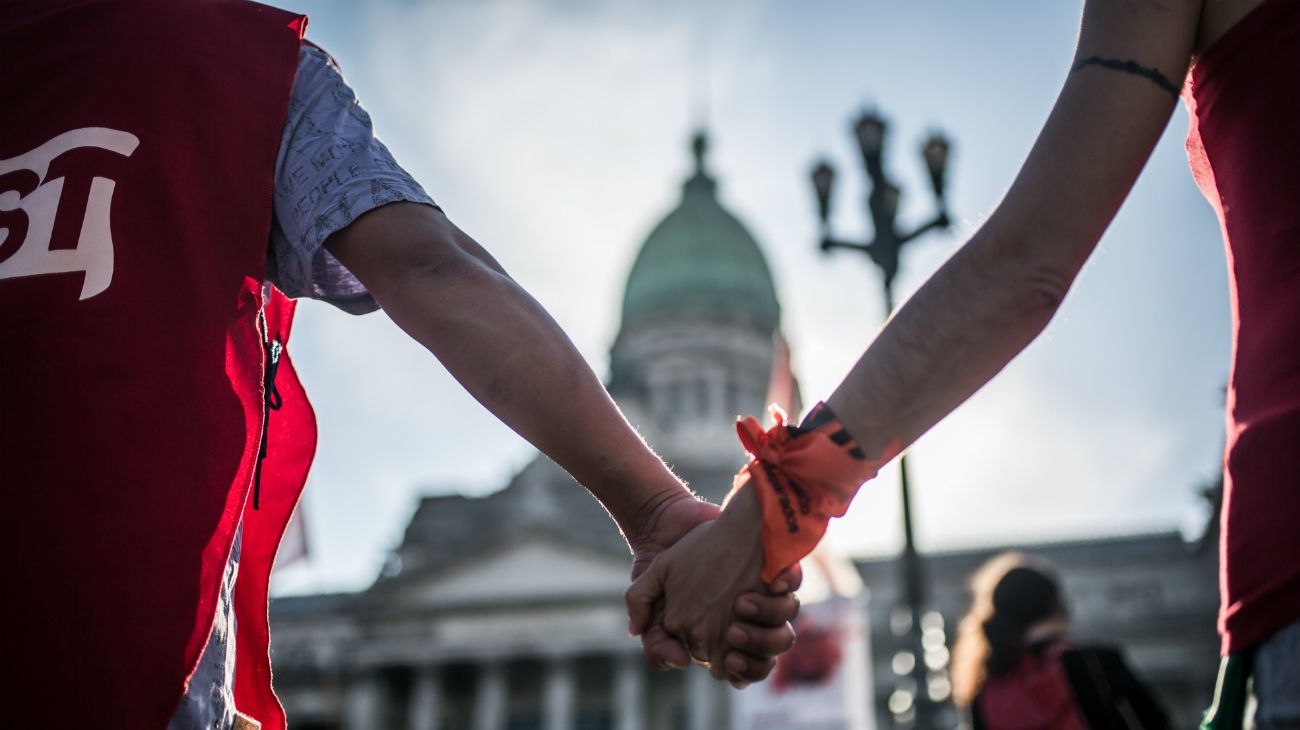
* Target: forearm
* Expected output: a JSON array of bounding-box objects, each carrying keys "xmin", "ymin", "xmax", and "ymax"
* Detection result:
[
  {"xmin": 397, "ymin": 263, "xmax": 682, "ymax": 522},
  {"xmin": 826, "ymin": 221, "xmax": 1064, "ymax": 457},
  {"xmin": 327, "ymin": 204, "xmax": 689, "ymax": 537}
]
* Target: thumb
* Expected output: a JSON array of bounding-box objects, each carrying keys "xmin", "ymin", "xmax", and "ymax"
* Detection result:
[
  {"xmin": 625, "ymin": 562, "xmax": 666, "ymax": 637},
  {"xmin": 768, "ymin": 561, "xmax": 803, "ymax": 595}
]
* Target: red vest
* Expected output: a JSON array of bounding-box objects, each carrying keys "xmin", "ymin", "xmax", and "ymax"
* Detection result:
[
  {"xmin": 0, "ymin": 2, "xmax": 315, "ymax": 728},
  {"xmin": 1184, "ymin": 0, "xmax": 1300, "ymax": 654}
]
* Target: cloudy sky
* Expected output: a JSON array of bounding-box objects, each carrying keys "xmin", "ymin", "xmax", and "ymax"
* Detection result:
[{"xmin": 274, "ymin": 0, "xmax": 1231, "ymax": 595}]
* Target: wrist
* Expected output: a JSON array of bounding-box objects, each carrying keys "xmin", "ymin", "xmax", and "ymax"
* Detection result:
[
  {"xmin": 601, "ymin": 463, "xmax": 694, "ymax": 546},
  {"xmin": 715, "ymin": 486, "xmax": 766, "ymax": 583},
  {"xmin": 718, "ymin": 485, "xmax": 763, "ymax": 546}
]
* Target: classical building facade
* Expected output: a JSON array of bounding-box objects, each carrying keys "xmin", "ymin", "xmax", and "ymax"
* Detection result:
[{"xmin": 269, "ymin": 134, "xmax": 1221, "ymax": 730}]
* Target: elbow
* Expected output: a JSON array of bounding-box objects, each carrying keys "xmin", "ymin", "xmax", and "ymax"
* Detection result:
[
  {"xmin": 327, "ymin": 203, "xmax": 512, "ymax": 300},
  {"xmin": 967, "ymin": 227, "xmax": 1076, "ymax": 326},
  {"xmin": 1017, "ymin": 262, "xmax": 1072, "ymax": 317},
  {"xmin": 976, "ymin": 207, "xmax": 1097, "ymax": 322},
  {"xmin": 364, "ymin": 232, "xmax": 517, "ymax": 326},
  {"xmin": 396, "ymin": 226, "xmax": 512, "ymax": 294},
  {"xmin": 966, "ymin": 256, "xmax": 1072, "ymax": 353},
  {"xmin": 405, "ymin": 240, "xmax": 492, "ymax": 285}
]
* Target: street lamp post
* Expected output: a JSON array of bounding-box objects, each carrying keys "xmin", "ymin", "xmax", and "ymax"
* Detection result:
[{"xmin": 810, "ymin": 110, "xmax": 952, "ymax": 729}]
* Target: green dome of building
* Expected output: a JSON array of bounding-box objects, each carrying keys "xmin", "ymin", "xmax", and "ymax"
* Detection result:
[{"xmin": 621, "ymin": 132, "xmax": 780, "ymax": 333}]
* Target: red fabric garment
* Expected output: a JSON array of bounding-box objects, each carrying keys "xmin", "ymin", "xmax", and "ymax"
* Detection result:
[
  {"xmin": 0, "ymin": 2, "xmax": 312, "ymax": 728},
  {"xmin": 237, "ymin": 290, "xmax": 318, "ymax": 730},
  {"xmin": 979, "ymin": 644, "xmax": 1089, "ymax": 730},
  {"xmin": 1182, "ymin": 0, "xmax": 1300, "ymax": 654},
  {"xmin": 730, "ymin": 404, "xmax": 898, "ymax": 582}
]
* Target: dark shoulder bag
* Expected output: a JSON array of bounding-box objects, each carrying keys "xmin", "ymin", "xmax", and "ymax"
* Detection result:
[{"xmin": 1062, "ymin": 645, "xmax": 1172, "ymax": 730}]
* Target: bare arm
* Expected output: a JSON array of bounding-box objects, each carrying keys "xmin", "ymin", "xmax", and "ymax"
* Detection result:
[
  {"xmin": 325, "ymin": 203, "xmax": 687, "ymax": 535},
  {"xmin": 828, "ymin": 0, "xmax": 1200, "ymax": 456},
  {"xmin": 627, "ymin": 0, "xmax": 1203, "ymax": 671},
  {"xmin": 325, "ymin": 202, "xmax": 798, "ymax": 682}
]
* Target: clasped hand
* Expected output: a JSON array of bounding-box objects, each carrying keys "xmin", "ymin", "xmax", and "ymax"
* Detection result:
[{"xmin": 626, "ymin": 488, "xmax": 792, "ymax": 687}]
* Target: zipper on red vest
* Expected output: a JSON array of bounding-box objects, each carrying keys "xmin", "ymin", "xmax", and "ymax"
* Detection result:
[{"xmin": 253, "ymin": 308, "xmax": 283, "ymax": 510}]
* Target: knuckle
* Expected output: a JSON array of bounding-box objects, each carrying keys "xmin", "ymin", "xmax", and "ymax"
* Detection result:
[
  {"xmin": 733, "ymin": 618, "xmax": 754, "ymax": 641},
  {"xmin": 743, "ymin": 596, "xmax": 772, "ymax": 623},
  {"xmin": 727, "ymin": 654, "xmax": 748, "ymax": 675},
  {"xmin": 644, "ymin": 646, "xmax": 669, "ymax": 668}
]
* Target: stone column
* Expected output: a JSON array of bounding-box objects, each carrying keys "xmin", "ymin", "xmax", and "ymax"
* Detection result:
[
  {"xmin": 542, "ymin": 656, "xmax": 575, "ymax": 730},
  {"xmin": 410, "ymin": 665, "xmax": 442, "ymax": 730},
  {"xmin": 685, "ymin": 666, "xmax": 714, "ymax": 730},
  {"xmin": 614, "ymin": 653, "xmax": 646, "ymax": 730},
  {"xmin": 707, "ymin": 368, "xmax": 726, "ymax": 420},
  {"xmin": 473, "ymin": 660, "xmax": 506, "ymax": 730},
  {"xmin": 344, "ymin": 672, "xmax": 384, "ymax": 730}
]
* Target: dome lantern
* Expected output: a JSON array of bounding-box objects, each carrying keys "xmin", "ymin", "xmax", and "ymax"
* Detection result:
[{"xmin": 619, "ymin": 131, "xmax": 780, "ymax": 334}]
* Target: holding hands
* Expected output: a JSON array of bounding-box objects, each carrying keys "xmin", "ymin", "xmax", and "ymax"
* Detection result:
[
  {"xmin": 624, "ymin": 488, "xmax": 799, "ymax": 687},
  {"xmin": 625, "ymin": 403, "xmax": 890, "ymax": 687}
]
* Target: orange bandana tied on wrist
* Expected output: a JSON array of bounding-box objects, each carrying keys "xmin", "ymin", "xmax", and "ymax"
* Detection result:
[{"xmin": 729, "ymin": 402, "xmax": 899, "ymax": 583}]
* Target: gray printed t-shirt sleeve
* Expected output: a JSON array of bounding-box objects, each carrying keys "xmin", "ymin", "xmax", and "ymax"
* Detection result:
[{"xmin": 267, "ymin": 43, "xmax": 438, "ymax": 315}]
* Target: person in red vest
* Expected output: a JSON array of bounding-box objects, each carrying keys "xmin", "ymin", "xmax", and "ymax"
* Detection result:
[
  {"xmin": 628, "ymin": 0, "xmax": 1300, "ymax": 727},
  {"xmin": 0, "ymin": 1, "xmax": 800, "ymax": 728}
]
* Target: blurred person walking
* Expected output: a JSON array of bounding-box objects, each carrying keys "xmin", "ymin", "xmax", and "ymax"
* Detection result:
[{"xmin": 951, "ymin": 553, "xmax": 1170, "ymax": 730}]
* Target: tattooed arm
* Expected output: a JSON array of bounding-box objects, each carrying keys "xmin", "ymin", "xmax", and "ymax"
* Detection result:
[
  {"xmin": 824, "ymin": 0, "xmax": 1202, "ymax": 456},
  {"xmin": 626, "ymin": 0, "xmax": 1205, "ymax": 676}
]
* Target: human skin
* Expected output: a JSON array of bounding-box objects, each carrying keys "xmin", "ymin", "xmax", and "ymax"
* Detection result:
[
  {"xmin": 627, "ymin": 0, "xmax": 1263, "ymax": 676},
  {"xmin": 324, "ymin": 202, "xmax": 797, "ymax": 684}
]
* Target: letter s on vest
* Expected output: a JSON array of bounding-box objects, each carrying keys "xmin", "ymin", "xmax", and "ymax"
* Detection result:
[{"xmin": 0, "ymin": 127, "xmax": 139, "ymax": 300}]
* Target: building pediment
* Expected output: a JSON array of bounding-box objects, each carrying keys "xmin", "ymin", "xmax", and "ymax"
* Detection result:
[{"xmin": 381, "ymin": 533, "xmax": 632, "ymax": 610}]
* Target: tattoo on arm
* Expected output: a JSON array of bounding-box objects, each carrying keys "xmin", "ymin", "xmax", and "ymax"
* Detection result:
[{"xmin": 1071, "ymin": 56, "xmax": 1180, "ymax": 98}]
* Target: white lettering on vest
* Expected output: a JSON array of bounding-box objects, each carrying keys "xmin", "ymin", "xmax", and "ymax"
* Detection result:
[{"xmin": 0, "ymin": 127, "xmax": 140, "ymax": 300}]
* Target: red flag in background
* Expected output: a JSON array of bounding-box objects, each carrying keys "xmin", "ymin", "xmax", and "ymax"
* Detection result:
[{"xmin": 274, "ymin": 502, "xmax": 310, "ymax": 572}]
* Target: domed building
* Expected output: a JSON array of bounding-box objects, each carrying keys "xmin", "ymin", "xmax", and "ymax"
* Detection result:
[
  {"xmin": 269, "ymin": 132, "xmax": 803, "ymax": 730},
  {"xmin": 610, "ymin": 131, "xmax": 797, "ymax": 486}
]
